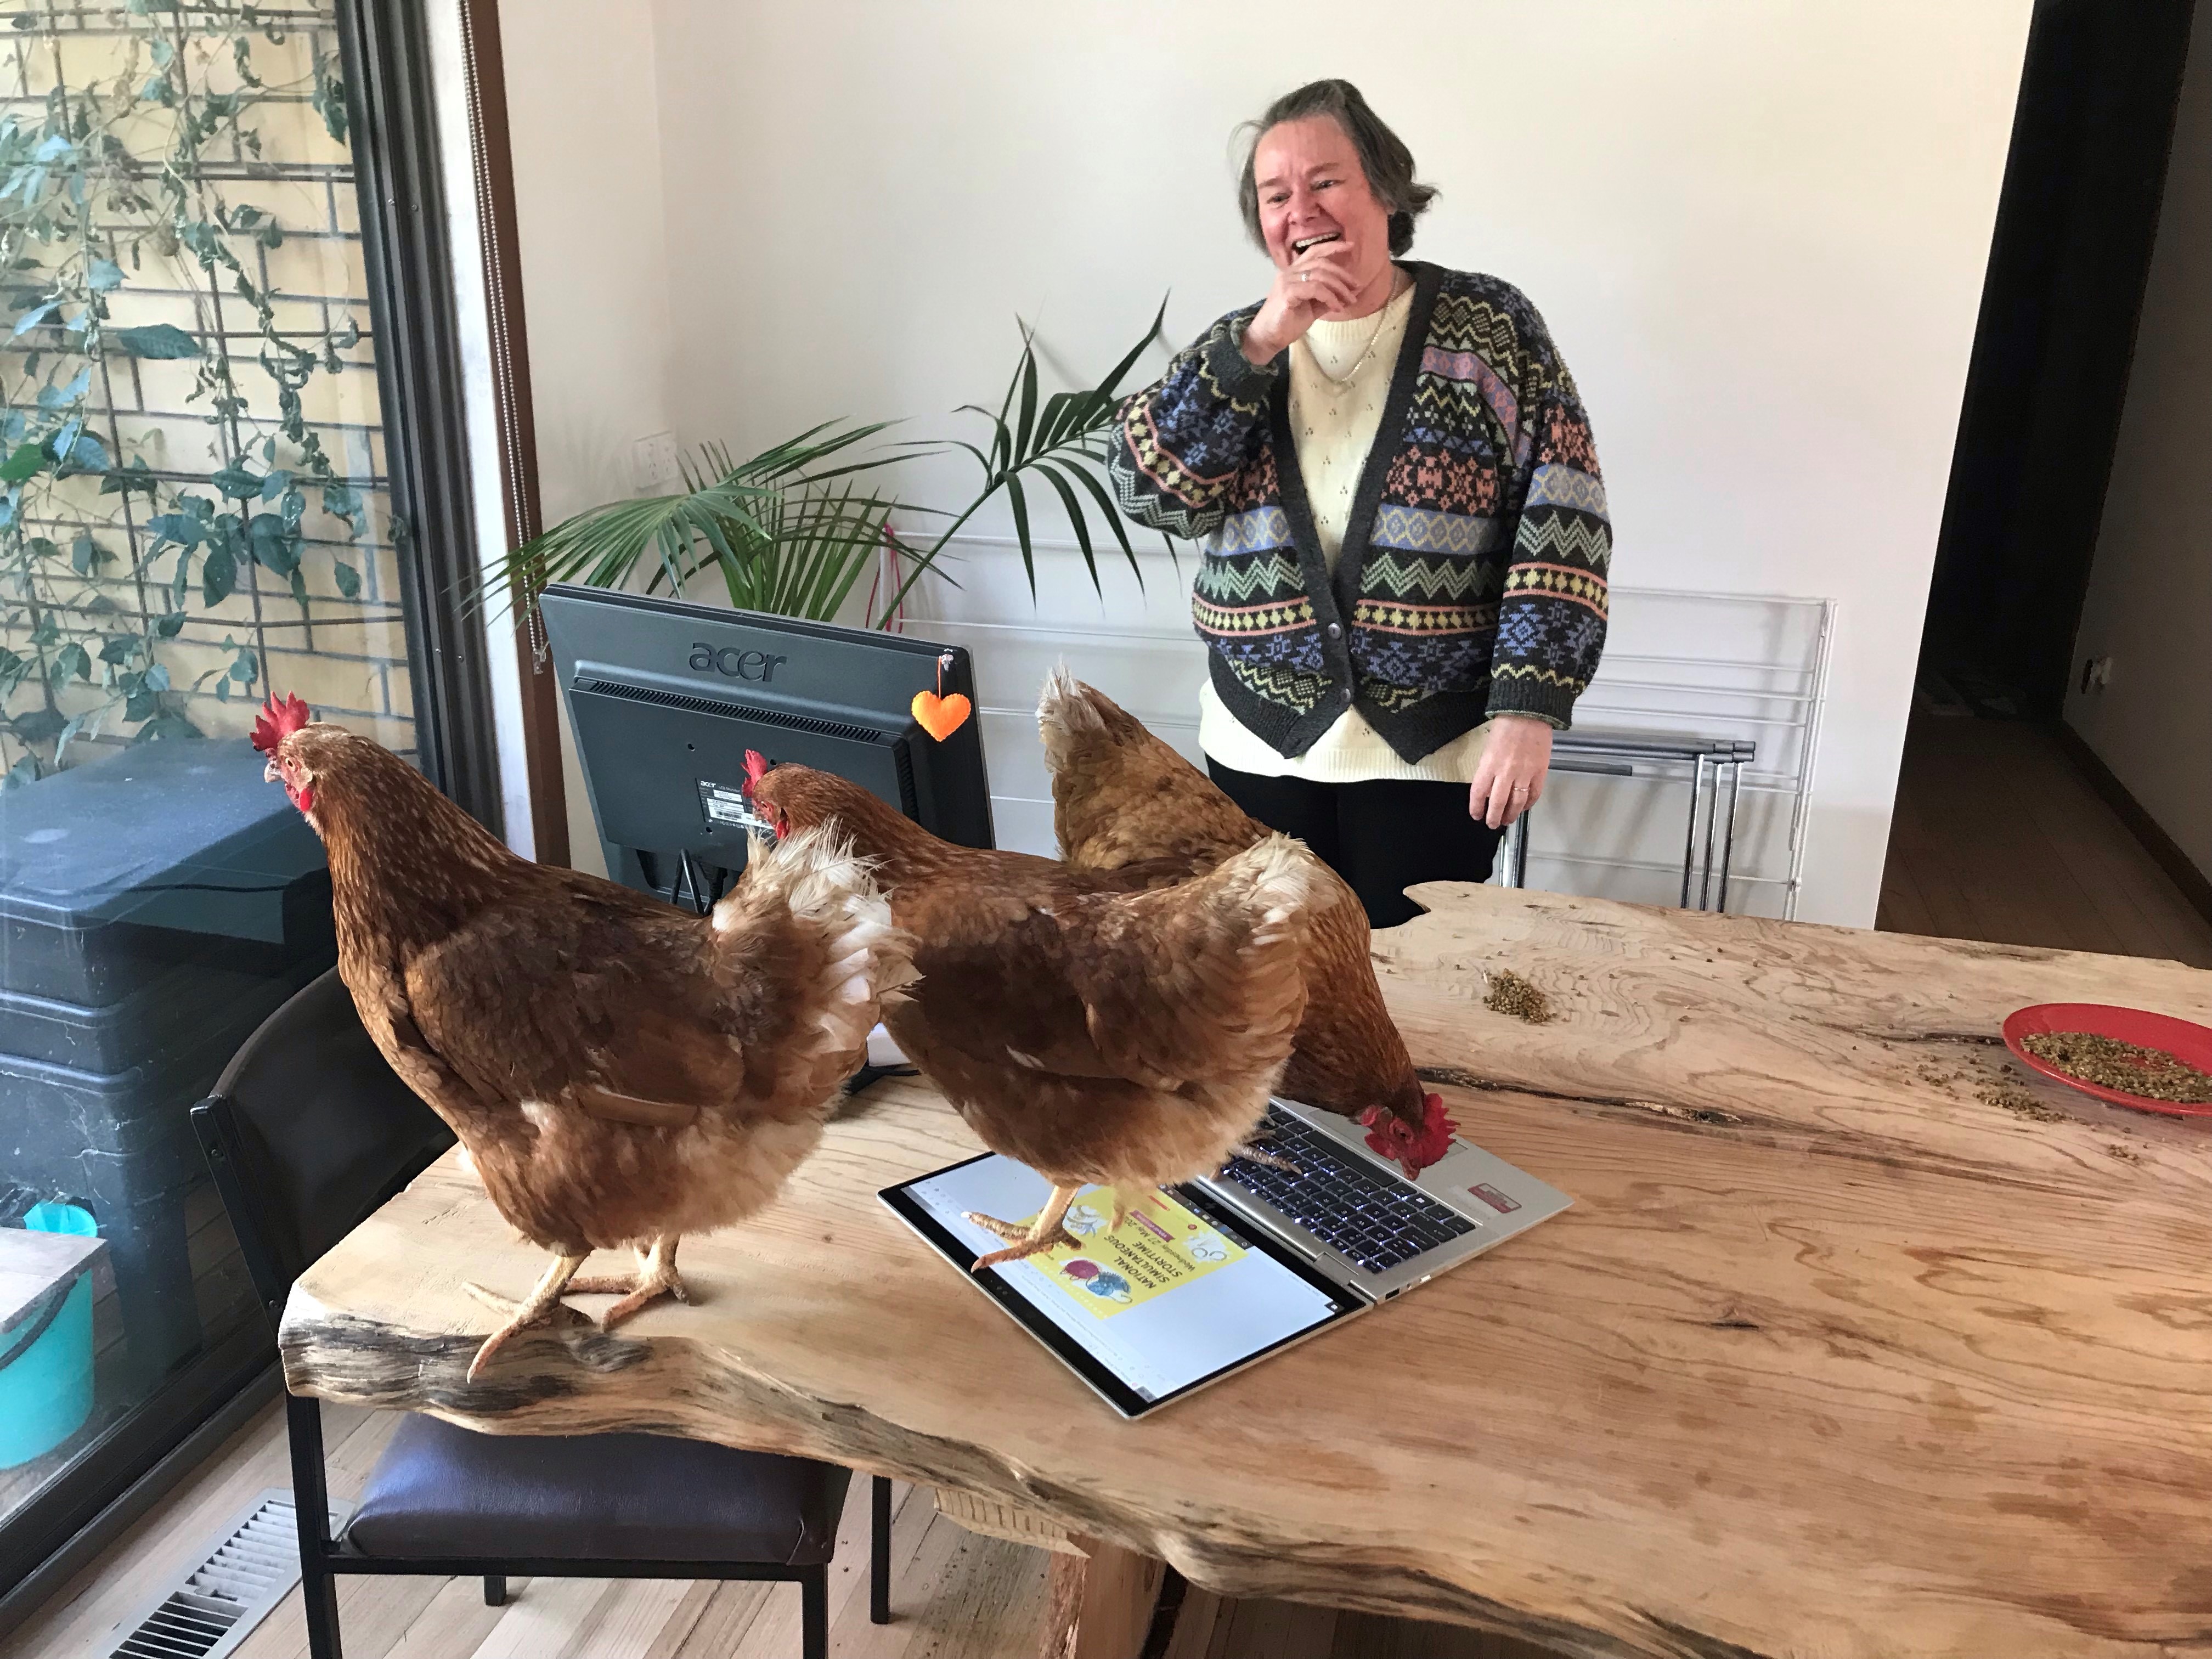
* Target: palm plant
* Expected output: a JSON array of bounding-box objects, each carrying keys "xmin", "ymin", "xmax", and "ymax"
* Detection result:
[
  {"xmin": 876, "ymin": 299, "xmax": 1175, "ymax": 619},
  {"xmin": 484, "ymin": 304, "xmax": 1176, "ymax": 631},
  {"xmin": 483, "ymin": 420, "xmax": 915, "ymax": 625}
]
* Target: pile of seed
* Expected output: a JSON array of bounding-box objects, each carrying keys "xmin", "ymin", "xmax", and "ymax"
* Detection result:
[
  {"xmin": 1485, "ymin": 969, "xmax": 1553, "ymax": 1024},
  {"xmin": 2020, "ymin": 1031, "xmax": 2212, "ymax": 1104},
  {"xmin": 1978, "ymin": 1080, "xmax": 2067, "ymax": 1124}
]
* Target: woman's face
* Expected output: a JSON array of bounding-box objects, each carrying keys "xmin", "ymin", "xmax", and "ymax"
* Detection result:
[{"xmin": 1251, "ymin": 115, "xmax": 1394, "ymax": 298}]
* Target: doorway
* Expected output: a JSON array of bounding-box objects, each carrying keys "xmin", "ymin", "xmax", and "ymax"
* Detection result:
[{"xmin": 1882, "ymin": 0, "xmax": 2212, "ymax": 965}]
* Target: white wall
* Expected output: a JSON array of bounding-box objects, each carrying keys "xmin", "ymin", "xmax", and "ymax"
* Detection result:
[
  {"xmin": 637, "ymin": 0, "xmax": 2030, "ymax": 926},
  {"xmin": 2064, "ymin": 15, "xmax": 2212, "ymax": 886},
  {"xmin": 500, "ymin": 0, "xmax": 678, "ymax": 875},
  {"xmin": 499, "ymin": 0, "xmax": 2033, "ymax": 921}
]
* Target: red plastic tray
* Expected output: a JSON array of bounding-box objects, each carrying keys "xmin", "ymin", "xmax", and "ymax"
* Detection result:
[{"xmin": 2001, "ymin": 1002, "xmax": 2212, "ymax": 1118}]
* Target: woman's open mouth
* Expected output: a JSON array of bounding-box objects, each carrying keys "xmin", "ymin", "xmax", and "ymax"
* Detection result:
[{"xmin": 1291, "ymin": 232, "xmax": 1341, "ymax": 256}]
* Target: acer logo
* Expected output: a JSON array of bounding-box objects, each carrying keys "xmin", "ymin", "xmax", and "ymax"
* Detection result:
[{"xmin": 689, "ymin": 644, "xmax": 788, "ymax": 682}]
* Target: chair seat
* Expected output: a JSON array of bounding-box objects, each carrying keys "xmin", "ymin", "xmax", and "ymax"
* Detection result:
[{"xmin": 344, "ymin": 1414, "xmax": 853, "ymax": 1566}]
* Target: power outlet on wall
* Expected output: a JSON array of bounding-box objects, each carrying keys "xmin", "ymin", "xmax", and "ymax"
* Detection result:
[
  {"xmin": 2079, "ymin": 654, "xmax": 2115, "ymax": 695},
  {"xmin": 631, "ymin": 430, "xmax": 682, "ymax": 494}
]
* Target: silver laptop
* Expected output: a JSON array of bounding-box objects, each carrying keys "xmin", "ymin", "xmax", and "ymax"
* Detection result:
[{"xmin": 881, "ymin": 1098, "xmax": 1571, "ymax": 1418}]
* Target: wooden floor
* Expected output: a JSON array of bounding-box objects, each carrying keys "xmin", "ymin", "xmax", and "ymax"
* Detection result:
[
  {"xmin": 1878, "ymin": 711, "xmax": 2212, "ymax": 966},
  {"xmin": 4, "ymin": 1399, "xmax": 1545, "ymax": 1659}
]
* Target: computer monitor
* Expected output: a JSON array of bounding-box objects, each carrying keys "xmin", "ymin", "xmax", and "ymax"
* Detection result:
[{"xmin": 538, "ymin": 584, "xmax": 993, "ymax": 910}]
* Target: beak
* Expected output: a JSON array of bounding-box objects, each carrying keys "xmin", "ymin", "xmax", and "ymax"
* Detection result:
[{"xmin": 263, "ymin": 759, "xmax": 280, "ymax": 783}]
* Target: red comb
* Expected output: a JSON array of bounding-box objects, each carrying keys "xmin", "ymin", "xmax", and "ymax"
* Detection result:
[
  {"xmin": 251, "ymin": 692, "xmax": 312, "ymax": 754},
  {"xmin": 741, "ymin": 749, "xmax": 771, "ymax": 794},
  {"xmin": 1359, "ymin": 1091, "xmax": 1459, "ymax": 1177}
]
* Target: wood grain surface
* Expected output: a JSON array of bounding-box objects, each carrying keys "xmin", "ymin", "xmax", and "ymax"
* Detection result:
[{"xmin": 281, "ymin": 884, "xmax": 2212, "ymax": 1659}]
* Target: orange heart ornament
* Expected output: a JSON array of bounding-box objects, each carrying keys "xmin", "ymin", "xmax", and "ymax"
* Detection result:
[{"xmin": 911, "ymin": 689, "xmax": 972, "ymax": 741}]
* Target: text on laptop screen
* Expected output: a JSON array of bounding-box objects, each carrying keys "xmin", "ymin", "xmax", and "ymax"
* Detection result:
[{"xmin": 904, "ymin": 1156, "xmax": 1346, "ymax": 1403}]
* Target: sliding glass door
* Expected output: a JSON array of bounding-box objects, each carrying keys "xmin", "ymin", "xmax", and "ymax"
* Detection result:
[{"xmin": 0, "ymin": 0, "xmax": 490, "ymax": 1598}]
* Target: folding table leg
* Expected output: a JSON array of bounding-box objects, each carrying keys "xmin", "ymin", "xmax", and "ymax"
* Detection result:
[{"xmin": 871, "ymin": 1475, "xmax": 893, "ymax": 1623}]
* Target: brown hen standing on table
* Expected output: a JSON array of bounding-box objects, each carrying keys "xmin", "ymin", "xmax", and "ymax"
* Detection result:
[
  {"xmin": 746, "ymin": 762, "xmax": 1326, "ymax": 1267},
  {"xmin": 252, "ymin": 695, "xmax": 916, "ymax": 1379},
  {"xmin": 1036, "ymin": 668, "xmax": 1455, "ymax": 1176}
]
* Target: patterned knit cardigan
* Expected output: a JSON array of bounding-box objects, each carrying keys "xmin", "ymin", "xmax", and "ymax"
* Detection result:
[{"xmin": 1109, "ymin": 262, "xmax": 1611, "ymax": 762}]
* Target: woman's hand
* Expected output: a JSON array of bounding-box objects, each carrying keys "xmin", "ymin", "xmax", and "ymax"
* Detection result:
[
  {"xmin": 1242, "ymin": 239, "xmax": 1361, "ymax": 365},
  {"xmin": 1469, "ymin": 715, "xmax": 1554, "ymax": 830}
]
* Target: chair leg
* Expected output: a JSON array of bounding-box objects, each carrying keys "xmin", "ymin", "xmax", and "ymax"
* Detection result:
[
  {"xmin": 483, "ymin": 1575, "xmax": 507, "ymax": 1607},
  {"xmin": 300, "ymin": 1558, "xmax": 344, "ymax": 1659},
  {"xmin": 801, "ymin": 1565, "xmax": 828, "ymax": 1659},
  {"xmin": 284, "ymin": 1395, "xmax": 345, "ymax": 1659}
]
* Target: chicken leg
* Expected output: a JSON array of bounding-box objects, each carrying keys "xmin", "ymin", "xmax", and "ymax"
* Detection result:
[
  {"xmin": 566, "ymin": 1235, "xmax": 689, "ymax": 1328},
  {"xmin": 461, "ymin": 1252, "xmax": 589, "ymax": 1381},
  {"xmin": 966, "ymin": 1184, "xmax": 1082, "ymax": 1271}
]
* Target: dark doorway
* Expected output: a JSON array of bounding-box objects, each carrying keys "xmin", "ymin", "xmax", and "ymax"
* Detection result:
[{"xmin": 1917, "ymin": 0, "xmax": 2197, "ymax": 721}]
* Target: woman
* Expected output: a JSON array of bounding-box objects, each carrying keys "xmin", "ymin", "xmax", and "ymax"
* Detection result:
[{"xmin": 1110, "ymin": 79, "xmax": 1611, "ymax": 928}]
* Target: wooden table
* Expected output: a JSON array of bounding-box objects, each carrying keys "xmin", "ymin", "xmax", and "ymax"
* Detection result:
[{"xmin": 281, "ymin": 885, "xmax": 2212, "ymax": 1659}]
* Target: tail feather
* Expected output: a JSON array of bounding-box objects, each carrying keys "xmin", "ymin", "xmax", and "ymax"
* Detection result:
[
  {"xmin": 1036, "ymin": 661, "xmax": 1111, "ymax": 775},
  {"xmin": 715, "ymin": 827, "xmax": 918, "ymax": 1073},
  {"xmin": 1040, "ymin": 669, "xmax": 1259, "ymax": 872},
  {"xmin": 1212, "ymin": 831, "xmax": 1331, "ymax": 928}
]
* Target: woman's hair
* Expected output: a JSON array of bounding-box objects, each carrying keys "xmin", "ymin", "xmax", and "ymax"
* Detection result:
[{"xmin": 1236, "ymin": 80, "xmax": 1437, "ymax": 257}]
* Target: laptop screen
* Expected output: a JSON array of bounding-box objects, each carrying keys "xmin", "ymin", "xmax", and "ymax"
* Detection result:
[{"xmin": 882, "ymin": 1152, "xmax": 1358, "ymax": 1417}]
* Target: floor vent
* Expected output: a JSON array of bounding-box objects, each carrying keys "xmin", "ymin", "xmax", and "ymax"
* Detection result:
[{"xmin": 106, "ymin": 1488, "xmax": 346, "ymax": 1659}]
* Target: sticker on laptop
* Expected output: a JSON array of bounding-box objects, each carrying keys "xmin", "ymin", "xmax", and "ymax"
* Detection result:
[{"xmin": 1468, "ymin": 1183, "xmax": 1522, "ymax": 1214}]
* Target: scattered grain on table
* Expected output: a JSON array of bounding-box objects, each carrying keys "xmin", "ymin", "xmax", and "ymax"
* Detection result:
[
  {"xmin": 1485, "ymin": 969, "xmax": 1553, "ymax": 1024},
  {"xmin": 1978, "ymin": 1077, "xmax": 2068, "ymax": 1124},
  {"xmin": 2105, "ymin": 1142, "xmax": 2142, "ymax": 1164},
  {"xmin": 2019, "ymin": 1031, "xmax": 2212, "ymax": 1105}
]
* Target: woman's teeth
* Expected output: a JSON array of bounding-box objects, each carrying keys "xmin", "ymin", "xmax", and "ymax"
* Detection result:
[{"xmin": 1293, "ymin": 233, "xmax": 1341, "ymax": 254}]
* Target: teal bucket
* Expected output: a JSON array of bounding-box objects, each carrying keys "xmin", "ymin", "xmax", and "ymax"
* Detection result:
[{"xmin": 0, "ymin": 1203, "xmax": 100, "ymax": 1470}]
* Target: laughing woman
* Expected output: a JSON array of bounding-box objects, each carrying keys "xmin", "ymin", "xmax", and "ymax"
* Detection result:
[{"xmin": 1110, "ymin": 79, "xmax": 1611, "ymax": 928}]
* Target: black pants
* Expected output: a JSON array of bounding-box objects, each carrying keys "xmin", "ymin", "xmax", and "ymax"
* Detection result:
[{"xmin": 1207, "ymin": 761, "xmax": 1504, "ymax": 930}]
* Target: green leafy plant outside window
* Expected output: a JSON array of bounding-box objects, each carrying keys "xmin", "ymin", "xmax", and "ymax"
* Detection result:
[{"xmin": 2, "ymin": 1, "xmax": 401, "ymax": 786}]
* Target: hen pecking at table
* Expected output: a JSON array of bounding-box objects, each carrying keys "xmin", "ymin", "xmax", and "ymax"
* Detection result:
[{"xmin": 252, "ymin": 695, "xmax": 916, "ymax": 1379}]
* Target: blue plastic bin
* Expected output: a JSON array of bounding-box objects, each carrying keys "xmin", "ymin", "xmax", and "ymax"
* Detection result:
[{"xmin": 0, "ymin": 1202, "xmax": 102, "ymax": 1469}]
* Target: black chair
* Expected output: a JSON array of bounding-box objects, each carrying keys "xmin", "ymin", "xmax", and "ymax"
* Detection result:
[{"xmin": 191, "ymin": 969, "xmax": 893, "ymax": 1659}]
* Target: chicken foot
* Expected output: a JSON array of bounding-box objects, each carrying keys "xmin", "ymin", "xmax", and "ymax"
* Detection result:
[
  {"xmin": 1226, "ymin": 1138, "xmax": 1301, "ymax": 1175},
  {"xmin": 966, "ymin": 1184, "xmax": 1083, "ymax": 1271},
  {"xmin": 461, "ymin": 1252, "xmax": 590, "ymax": 1381},
  {"xmin": 566, "ymin": 1235, "xmax": 689, "ymax": 1328}
]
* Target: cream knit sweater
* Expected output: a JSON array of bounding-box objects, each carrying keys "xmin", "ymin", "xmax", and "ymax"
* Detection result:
[{"xmin": 1196, "ymin": 281, "xmax": 1491, "ymax": 784}]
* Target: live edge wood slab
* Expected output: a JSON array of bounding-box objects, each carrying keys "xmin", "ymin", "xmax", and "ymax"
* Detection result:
[{"xmin": 281, "ymin": 885, "xmax": 2212, "ymax": 1659}]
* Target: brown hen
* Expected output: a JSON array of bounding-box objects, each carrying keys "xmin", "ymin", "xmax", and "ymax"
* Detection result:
[
  {"xmin": 747, "ymin": 763, "xmax": 1325, "ymax": 1266},
  {"xmin": 253, "ymin": 697, "xmax": 915, "ymax": 1378},
  {"xmin": 1036, "ymin": 668, "xmax": 1453, "ymax": 1174}
]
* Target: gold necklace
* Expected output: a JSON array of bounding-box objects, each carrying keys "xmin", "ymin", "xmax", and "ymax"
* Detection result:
[{"xmin": 1304, "ymin": 273, "xmax": 1407, "ymax": 387}]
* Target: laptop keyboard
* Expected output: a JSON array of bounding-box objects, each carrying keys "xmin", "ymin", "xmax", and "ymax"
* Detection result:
[{"xmin": 1214, "ymin": 1107, "xmax": 1479, "ymax": 1275}]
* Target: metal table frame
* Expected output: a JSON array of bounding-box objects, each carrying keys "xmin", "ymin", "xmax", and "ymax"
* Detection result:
[{"xmin": 1500, "ymin": 735, "xmax": 1758, "ymax": 912}]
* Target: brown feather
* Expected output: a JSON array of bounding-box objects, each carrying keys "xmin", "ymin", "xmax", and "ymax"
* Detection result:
[
  {"xmin": 750, "ymin": 765, "xmax": 1325, "ymax": 1194},
  {"xmin": 1036, "ymin": 669, "xmax": 1429, "ymax": 1131},
  {"xmin": 270, "ymin": 722, "xmax": 911, "ymax": 1258}
]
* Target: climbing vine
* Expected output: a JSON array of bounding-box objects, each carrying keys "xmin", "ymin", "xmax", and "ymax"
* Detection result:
[{"xmin": 1, "ymin": 0, "xmax": 379, "ymax": 783}]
